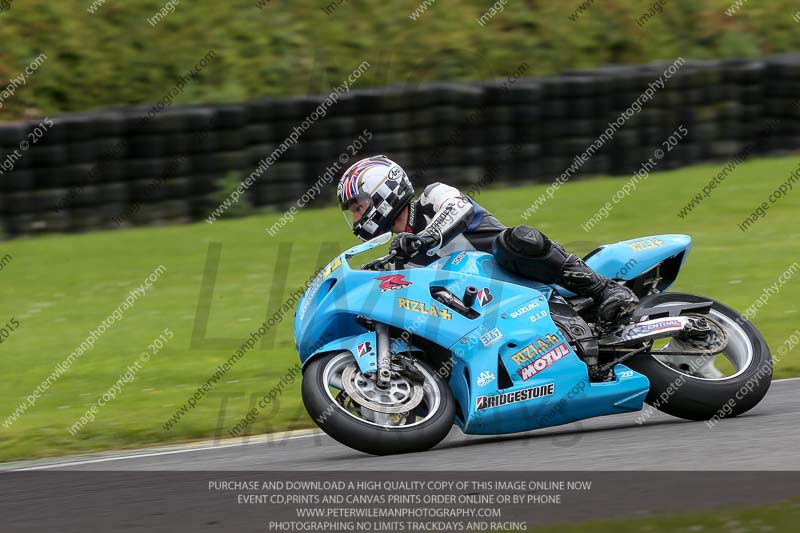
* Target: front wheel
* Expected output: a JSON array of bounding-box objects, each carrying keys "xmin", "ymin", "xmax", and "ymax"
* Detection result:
[
  {"xmin": 302, "ymin": 351, "xmax": 456, "ymax": 455},
  {"xmin": 625, "ymin": 292, "xmax": 772, "ymax": 421}
]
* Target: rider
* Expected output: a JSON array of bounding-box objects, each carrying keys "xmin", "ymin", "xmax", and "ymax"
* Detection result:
[{"xmin": 336, "ymin": 155, "xmax": 639, "ymax": 326}]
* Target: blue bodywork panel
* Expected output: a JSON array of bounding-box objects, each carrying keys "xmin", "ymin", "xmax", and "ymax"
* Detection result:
[{"xmin": 294, "ymin": 233, "xmax": 691, "ymax": 435}]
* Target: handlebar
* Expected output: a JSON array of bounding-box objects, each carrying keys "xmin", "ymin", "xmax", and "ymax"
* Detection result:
[{"xmin": 362, "ymin": 250, "xmax": 398, "ymax": 271}]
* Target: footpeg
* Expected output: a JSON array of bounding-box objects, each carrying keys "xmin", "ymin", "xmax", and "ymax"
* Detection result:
[{"xmin": 588, "ymin": 365, "xmax": 614, "ymax": 382}]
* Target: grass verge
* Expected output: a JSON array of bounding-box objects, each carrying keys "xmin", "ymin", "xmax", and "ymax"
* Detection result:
[
  {"xmin": 529, "ymin": 498, "xmax": 800, "ymax": 532},
  {"xmin": 0, "ymin": 154, "xmax": 798, "ymax": 461}
]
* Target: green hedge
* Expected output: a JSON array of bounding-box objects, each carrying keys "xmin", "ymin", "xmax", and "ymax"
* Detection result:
[{"xmin": 1, "ymin": 0, "xmax": 799, "ymax": 119}]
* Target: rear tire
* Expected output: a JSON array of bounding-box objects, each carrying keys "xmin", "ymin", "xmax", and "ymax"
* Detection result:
[
  {"xmin": 626, "ymin": 292, "xmax": 771, "ymax": 421},
  {"xmin": 302, "ymin": 351, "xmax": 456, "ymax": 455}
]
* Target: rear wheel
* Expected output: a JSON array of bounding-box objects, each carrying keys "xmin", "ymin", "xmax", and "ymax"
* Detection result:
[
  {"xmin": 302, "ymin": 351, "xmax": 455, "ymax": 455},
  {"xmin": 625, "ymin": 292, "xmax": 771, "ymax": 421}
]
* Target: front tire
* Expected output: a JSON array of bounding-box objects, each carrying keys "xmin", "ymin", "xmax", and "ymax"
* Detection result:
[
  {"xmin": 302, "ymin": 351, "xmax": 456, "ymax": 455},
  {"xmin": 626, "ymin": 292, "xmax": 771, "ymax": 421}
]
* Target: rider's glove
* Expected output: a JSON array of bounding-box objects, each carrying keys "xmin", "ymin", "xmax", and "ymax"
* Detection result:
[{"xmin": 390, "ymin": 231, "xmax": 440, "ymax": 262}]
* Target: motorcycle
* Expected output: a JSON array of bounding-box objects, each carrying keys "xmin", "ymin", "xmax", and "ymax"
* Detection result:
[{"xmin": 294, "ymin": 232, "xmax": 771, "ymax": 455}]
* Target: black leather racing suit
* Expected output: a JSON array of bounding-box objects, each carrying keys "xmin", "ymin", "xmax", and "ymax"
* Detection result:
[
  {"xmin": 397, "ymin": 182, "xmax": 639, "ymax": 326},
  {"xmin": 402, "ymin": 182, "xmax": 504, "ymax": 267}
]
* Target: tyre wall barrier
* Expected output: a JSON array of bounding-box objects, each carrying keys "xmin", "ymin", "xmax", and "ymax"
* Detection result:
[{"xmin": 0, "ymin": 54, "xmax": 798, "ymax": 237}]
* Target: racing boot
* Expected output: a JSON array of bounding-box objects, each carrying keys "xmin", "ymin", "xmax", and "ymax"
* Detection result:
[
  {"xmin": 556, "ymin": 245, "xmax": 639, "ymax": 329},
  {"xmin": 493, "ymin": 227, "xmax": 639, "ymax": 382},
  {"xmin": 493, "ymin": 227, "xmax": 639, "ymax": 326}
]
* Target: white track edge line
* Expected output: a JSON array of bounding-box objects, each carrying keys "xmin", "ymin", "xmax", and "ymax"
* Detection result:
[
  {"xmin": 9, "ymin": 432, "xmax": 324, "ymax": 471},
  {"xmin": 8, "ymin": 378, "xmax": 800, "ymax": 471}
]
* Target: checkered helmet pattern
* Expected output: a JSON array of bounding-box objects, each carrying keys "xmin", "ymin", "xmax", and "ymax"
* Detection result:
[{"xmin": 337, "ymin": 155, "xmax": 414, "ymax": 241}]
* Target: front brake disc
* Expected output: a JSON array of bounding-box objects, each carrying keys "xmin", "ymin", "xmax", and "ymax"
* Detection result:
[{"xmin": 342, "ymin": 365, "xmax": 424, "ymax": 414}]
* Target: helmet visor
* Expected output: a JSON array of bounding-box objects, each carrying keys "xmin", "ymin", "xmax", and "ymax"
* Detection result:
[{"xmin": 341, "ymin": 194, "xmax": 375, "ymax": 239}]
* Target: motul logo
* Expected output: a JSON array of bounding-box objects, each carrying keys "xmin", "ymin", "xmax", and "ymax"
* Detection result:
[{"xmin": 518, "ymin": 343, "xmax": 570, "ymax": 381}]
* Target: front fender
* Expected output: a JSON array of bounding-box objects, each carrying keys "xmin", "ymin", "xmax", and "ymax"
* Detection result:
[{"xmin": 301, "ymin": 331, "xmax": 424, "ymax": 374}]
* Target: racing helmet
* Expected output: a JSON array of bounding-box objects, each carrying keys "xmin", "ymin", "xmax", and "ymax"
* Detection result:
[{"xmin": 336, "ymin": 155, "xmax": 414, "ymax": 241}]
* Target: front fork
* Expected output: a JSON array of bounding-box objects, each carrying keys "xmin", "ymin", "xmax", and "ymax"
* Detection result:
[
  {"xmin": 372, "ymin": 322, "xmax": 426, "ymax": 387},
  {"xmin": 375, "ymin": 323, "xmax": 392, "ymax": 387}
]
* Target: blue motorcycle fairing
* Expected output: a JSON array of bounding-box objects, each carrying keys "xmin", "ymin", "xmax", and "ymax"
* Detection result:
[
  {"xmin": 428, "ymin": 251, "xmax": 555, "ymax": 295},
  {"xmin": 426, "ymin": 234, "xmax": 690, "ymax": 299},
  {"xmin": 434, "ymin": 272, "xmax": 650, "ymax": 434},
  {"xmin": 294, "ymin": 233, "xmax": 656, "ymax": 437},
  {"xmin": 584, "ymin": 234, "xmax": 691, "ymax": 282},
  {"xmin": 453, "ymin": 350, "xmax": 649, "ymax": 434},
  {"xmin": 295, "ymin": 249, "xmax": 553, "ymax": 367},
  {"xmin": 294, "ymin": 233, "xmax": 393, "ymax": 350},
  {"xmin": 301, "ymin": 331, "xmax": 424, "ymax": 374}
]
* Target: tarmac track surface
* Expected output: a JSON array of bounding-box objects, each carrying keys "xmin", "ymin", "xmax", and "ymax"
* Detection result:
[{"xmin": 3, "ymin": 379, "xmax": 799, "ymax": 532}]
